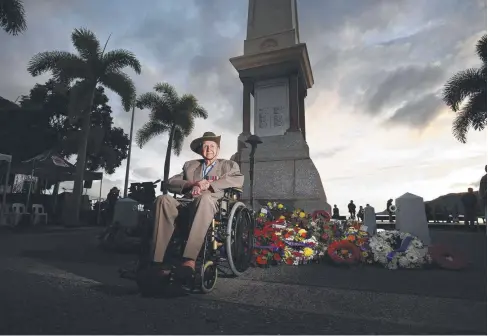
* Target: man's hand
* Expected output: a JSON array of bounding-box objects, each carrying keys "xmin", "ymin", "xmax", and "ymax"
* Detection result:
[
  {"xmin": 191, "ymin": 185, "xmax": 202, "ymax": 197},
  {"xmin": 194, "ymin": 179, "xmax": 210, "ymax": 191}
]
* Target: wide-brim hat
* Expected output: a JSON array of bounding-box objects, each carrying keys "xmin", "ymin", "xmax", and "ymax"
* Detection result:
[{"xmin": 190, "ymin": 132, "xmax": 221, "ymax": 154}]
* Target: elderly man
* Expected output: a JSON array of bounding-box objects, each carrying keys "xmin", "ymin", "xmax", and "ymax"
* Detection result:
[{"xmin": 152, "ymin": 132, "xmax": 244, "ymax": 282}]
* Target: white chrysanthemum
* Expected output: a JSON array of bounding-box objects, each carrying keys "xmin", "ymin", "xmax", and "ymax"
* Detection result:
[
  {"xmin": 387, "ymin": 261, "xmax": 398, "ymax": 270},
  {"xmin": 399, "ymin": 232, "xmax": 411, "ymax": 239},
  {"xmin": 411, "ymin": 239, "xmax": 424, "ymax": 249},
  {"xmin": 405, "ymin": 251, "xmax": 420, "ymax": 264},
  {"xmin": 398, "ymin": 256, "xmax": 410, "ymax": 268},
  {"xmin": 374, "ymin": 254, "xmax": 387, "ymax": 264}
]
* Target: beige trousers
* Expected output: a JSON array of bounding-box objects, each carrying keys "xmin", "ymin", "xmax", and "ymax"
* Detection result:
[{"xmin": 151, "ymin": 192, "xmax": 218, "ymax": 262}]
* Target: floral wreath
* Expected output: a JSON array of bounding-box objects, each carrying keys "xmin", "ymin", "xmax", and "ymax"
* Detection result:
[
  {"xmin": 312, "ymin": 210, "xmax": 331, "ymax": 223},
  {"xmin": 327, "ymin": 240, "xmax": 361, "ymax": 265},
  {"xmin": 428, "ymin": 244, "xmax": 467, "ymax": 270},
  {"xmin": 369, "ymin": 230, "xmax": 429, "ymax": 270}
]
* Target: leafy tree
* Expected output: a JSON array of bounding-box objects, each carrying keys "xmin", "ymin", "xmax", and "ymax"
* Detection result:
[
  {"xmin": 27, "ymin": 28, "xmax": 141, "ymax": 225},
  {"xmin": 443, "ymin": 34, "xmax": 487, "ymax": 143},
  {"xmin": 0, "ymin": 0, "xmax": 26, "ymax": 35},
  {"xmin": 136, "ymin": 83, "xmax": 208, "ymax": 194},
  {"xmin": 0, "ymin": 81, "xmax": 130, "ymax": 174}
]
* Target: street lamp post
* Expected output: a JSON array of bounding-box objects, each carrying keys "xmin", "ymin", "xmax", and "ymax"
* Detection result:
[
  {"xmin": 245, "ymin": 134, "xmax": 262, "ymax": 211},
  {"xmin": 123, "ymin": 104, "xmax": 136, "ymax": 198}
]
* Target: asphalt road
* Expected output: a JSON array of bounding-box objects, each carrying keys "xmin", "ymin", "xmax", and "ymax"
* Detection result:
[{"xmin": 0, "ymin": 227, "xmax": 486, "ymax": 335}]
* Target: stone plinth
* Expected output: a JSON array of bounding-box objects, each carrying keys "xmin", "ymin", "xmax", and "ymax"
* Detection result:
[
  {"xmin": 363, "ymin": 205, "xmax": 377, "ymax": 235},
  {"xmin": 239, "ymin": 132, "xmax": 330, "ymax": 213},
  {"xmin": 395, "ymin": 193, "xmax": 431, "ymax": 245}
]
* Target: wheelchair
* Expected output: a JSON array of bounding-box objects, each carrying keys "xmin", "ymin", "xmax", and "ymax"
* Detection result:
[{"xmin": 135, "ymin": 187, "xmax": 255, "ymax": 295}]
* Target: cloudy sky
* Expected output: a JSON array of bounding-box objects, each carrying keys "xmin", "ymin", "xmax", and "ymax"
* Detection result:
[{"xmin": 0, "ymin": 0, "xmax": 486, "ymax": 211}]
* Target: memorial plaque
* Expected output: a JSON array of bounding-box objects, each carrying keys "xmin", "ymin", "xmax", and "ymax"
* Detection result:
[{"xmin": 254, "ymin": 79, "xmax": 290, "ymax": 137}]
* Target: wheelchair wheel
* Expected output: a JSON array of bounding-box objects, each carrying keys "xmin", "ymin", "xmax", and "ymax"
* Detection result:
[
  {"xmin": 225, "ymin": 201, "xmax": 254, "ymax": 276},
  {"xmin": 200, "ymin": 260, "xmax": 218, "ymax": 293}
]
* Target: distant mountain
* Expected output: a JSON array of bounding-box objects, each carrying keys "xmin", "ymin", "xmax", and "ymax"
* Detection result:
[
  {"xmin": 425, "ymin": 191, "xmax": 481, "ymax": 216},
  {"xmin": 375, "ymin": 190, "xmax": 483, "ymax": 217},
  {"xmin": 0, "ymin": 96, "xmax": 18, "ymax": 110}
]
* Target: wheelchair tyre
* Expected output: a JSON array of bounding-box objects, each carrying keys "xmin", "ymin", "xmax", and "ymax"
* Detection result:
[
  {"xmin": 225, "ymin": 201, "xmax": 254, "ymax": 276},
  {"xmin": 200, "ymin": 260, "xmax": 218, "ymax": 293}
]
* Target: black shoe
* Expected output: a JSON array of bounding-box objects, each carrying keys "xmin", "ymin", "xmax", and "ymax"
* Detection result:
[{"xmin": 173, "ymin": 265, "xmax": 196, "ymax": 287}]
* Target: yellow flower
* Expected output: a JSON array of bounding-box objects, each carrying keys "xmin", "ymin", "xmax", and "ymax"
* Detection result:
[
  {"xmin": 277, "ymin": 203, "xmax": 284, "ymax": 209},
  {"xmin": 299, "ymin": 212, "xmax": 306, "ymax": 218},
  {"xmin": 267, "ymin": 202, "xmax": 272, "ymax": 208},
  {"xmin": 279, "ymin": 215, "xmax": 286, "ymax": 220},
  {"xmin": 259, "ymin": 213, "xmax": 265, "ymax": 217},
  {"xmin": 303, "ymin": 247, "xmax": 314, "ymax": 257},
  {"xmin": 362, "ymin": 251, "xmax": 368, "ymax": 258}
]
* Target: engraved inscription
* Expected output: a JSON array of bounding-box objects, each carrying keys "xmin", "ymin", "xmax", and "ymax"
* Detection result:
[
  {"xmin": 258, "ymin": 109, "xmax": 270, "ymax": 128},
  {"xmin": 272, "ymin": 106, "xmax": 284, "ymax": 127}
]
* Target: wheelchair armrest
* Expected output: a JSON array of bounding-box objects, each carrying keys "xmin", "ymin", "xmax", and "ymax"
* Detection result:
[{"xmin": 224, "ymin": 187, "xmax": 243, "ymax": 193}]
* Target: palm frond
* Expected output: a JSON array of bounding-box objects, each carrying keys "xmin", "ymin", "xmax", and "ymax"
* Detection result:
[
  {"xmin": 102, "ymin": 49, "xmax": 142, "ymax": 74},
  {"xmin": 452, "ymin": 91, "xmax": 487, "ymax": 143},
  {"xmin": 135, "ymin": 120, "xmax": 169, "ymax": 148},
  {"xmin": 452, "ymin": 109, "xmax": 471, "ymax": 144},
  {"xmin": 192, "ymin": 105, "xmax": 208, "ymax": 119},
  {"xmin": 154, "ymin": 82, "xmax": 179, "ymax": 107},
  {"xmin": 99, "ymin": 70, "xmax": 136, "ymax": 111},
  {"xmin": 442, "ymin": 68, "xmax": 486, "ymax": 111},
  {"xmin": 0, "ymin": 0, "xmax": 26, "ymax": 35},
  {"xmin": 71, "ymin": 28, "xmax": 101, "ymax": 61},
  {"xmin": 476, "ymin": 34, "xmax": 487, "ymax": 65},
  {"xmin": 68, "ymin": 79, "xmax": 95, "ymax": 122},
  {"xmin": 172, "ymin": 127, "xmax": 184, "ymax": 156},
  {"xmin": 27, "ymin": 51, "xmax": 87, "ymax": 82},
  {"xmin": 176, "ymin": 112, "xmax": 195, "ymax": 136},
  {"xmin": 136, "ymin": 92, "xmax": 163, "ymax": 110},
  {"xmin": 178, "ymin": 94, "xmax": 208, "ymax": 119},
  {"xmin": 465, "ymin": 91, "xmax": 487, "ymax": 131}
]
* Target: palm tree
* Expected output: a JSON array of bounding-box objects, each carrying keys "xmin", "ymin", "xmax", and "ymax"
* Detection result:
[
  {"xmin": 27, "ymin": 28, "xmax": 141, "ymax": 225},
  {"xmin": 136, "ymin": 83, "xmax": 208, "ymax": 194},
  {"xmin": 443, "ymin": 34, "xmax": 487, "ymax": 143},
  {"xmin": 0, "ymin": 0, "xmax": 27, "ymax": 35}
]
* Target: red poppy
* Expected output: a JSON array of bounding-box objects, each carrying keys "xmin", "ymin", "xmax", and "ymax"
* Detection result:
[
  {"xmin": 327, "ymin": 240, "xmax": 360, "ymax": 265},
  {"xmin": 256, "ymin": 256, "xmax": 267, "ymax": 265},
  {"xmin": 292, "ymin": 251, "xmax": 301, "ymax": 257},
  {"xmin": 285, "ymin": 258, "xmax": 294, "ymax": 265},
  {"xmin": 276, "ymin": 240, "xmax": 285, "ymax": 249},
  {"xmin": 273, "ymin": 253, "xmax": 281, "ymax": 261}
]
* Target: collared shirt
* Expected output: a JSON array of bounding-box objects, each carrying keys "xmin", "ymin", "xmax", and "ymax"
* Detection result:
[{"xmin": 202, "ymin": 161, "xmax": 216, "ymax": 179}]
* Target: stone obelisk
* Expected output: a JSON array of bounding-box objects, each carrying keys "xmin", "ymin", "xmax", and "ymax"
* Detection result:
[{"xmin": 230, "ymin": 0, "xmax": 330, "ymax": 213}]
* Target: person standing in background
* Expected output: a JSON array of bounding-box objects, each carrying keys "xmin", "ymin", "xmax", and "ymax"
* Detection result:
[
  {"xmin": 461, "ymin": 187, "xmax": 478, "ymax": 229},
  {"xmin": 357, "ymin": 206, "xmax": 364, "ymax": 222},
  {"xmin": 479, "ymin": 165, "xmax": 487, "ymax": 224},
  {"xmin": 348, "ymin": 200, "xmax": 356, "ymax": 220},
  {"xmin": 332, "ymin": 205, "xmax": 340, "ymax": 219},
  {"xmin": 386, "ymin": 199, "xmax": 394, "ymax": 223}
]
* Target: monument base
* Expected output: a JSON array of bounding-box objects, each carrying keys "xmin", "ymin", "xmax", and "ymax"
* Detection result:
[{"xmin": 238, "ymin": 131, "xmax": 330, "ymax": 214}]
